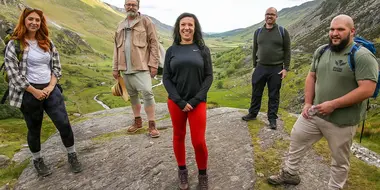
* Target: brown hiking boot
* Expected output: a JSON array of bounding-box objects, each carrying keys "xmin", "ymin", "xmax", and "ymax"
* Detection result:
[
  {"xmin": 268, "ymin": 169, "xmax": 301, "ymax": 185},
  {"xmin": 178, "ymin": 169, "xmax": 189, "ymax": 190},
  {"xmin": 127, "ymin": 117, "xmax": 143, "ymax": 133},
  {"xmin": 198, "ymin": 174, "xmax": 208, "ymax": 190},
  {"xmin": 148, "ymin": 120, "xmax": 160, "ymax": 138}
]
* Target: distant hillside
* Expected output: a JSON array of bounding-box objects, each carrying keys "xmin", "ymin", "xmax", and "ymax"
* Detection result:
[
  {"xmin": 104, "ymin": 3, "xmax": 173, "ymax": 34},
  {"xmin": 209, "ymin": 0, "xmax": 380, "ymax": 56},
  {"xmin": 290, "ymin": 0, "xmax": 380, "ymax": 56},
  {"xmin": 209, "ymin": 0, "xmax": 323, "ymax": 43},
  {"xmin": 22, "ymin": 0, "xmax": 126, "ymax": 55},
  {"xmin": 103, "ymin": 2, "xmax": 173, "ymax": 47}
]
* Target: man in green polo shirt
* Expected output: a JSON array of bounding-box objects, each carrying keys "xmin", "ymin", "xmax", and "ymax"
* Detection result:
[{"xmin": 267, "ymin": 15, "xmax": 378, "ymax": 190}]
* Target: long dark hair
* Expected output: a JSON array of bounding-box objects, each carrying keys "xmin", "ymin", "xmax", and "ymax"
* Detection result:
[{"xmin": 173, "ymin": 12, "xmax": 205, "ymax": 50}]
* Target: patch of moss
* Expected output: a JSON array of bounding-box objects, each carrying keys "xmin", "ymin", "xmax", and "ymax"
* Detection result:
[
  {"xmin": 0, "ymin": 159, "xmax": 30, "ymax": 188},
  {"xmin": 247, "ymin": 120, "xmax": 287, "ymax": 189}
]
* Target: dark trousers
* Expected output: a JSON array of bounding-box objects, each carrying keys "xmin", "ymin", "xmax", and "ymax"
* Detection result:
[
  {"xmin": 248, "ymin": 64, "xmax": 283, "ymax": 121},
  {"xmin": 20, "ymin": 83, "xmax": 74, "ymax": 153}
]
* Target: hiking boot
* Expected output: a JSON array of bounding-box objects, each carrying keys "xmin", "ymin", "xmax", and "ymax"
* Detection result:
[
  {"xmin": 269, "ymin": 120, "xmax": 277, "ymax": 130},
  {"xmin": 33, "ymin": 158, "xmax": 52, "ymax": 177},
  {"xmin": 148, "ymin": 120, "xmax": 160, "ymax": 138},
  {"xmin": 198, "ymin": 174, "xmax": 208, "ymax": 190},
  {"xmin": 178, "ymin": 169, "xmax": 189, "ymax": 190},
  {"xmin": 242, "ymin": 113, "xmax": 257, "ymax": 121},
  {"xmin": 68, "ymin": 152, "xmax": 82, "ymax": 173},
  {"xmin": 268, "ymin": 169, "xmax": 300, "ymax": 185},
  {"xmin": 127, "ymin": 117, "xmax": 143, "ymax": 133}
]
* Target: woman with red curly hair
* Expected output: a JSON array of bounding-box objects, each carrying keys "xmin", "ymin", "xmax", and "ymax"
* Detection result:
[{"xmin": 4, "ymin": 8, "xmax": 82, "ymax": 176}]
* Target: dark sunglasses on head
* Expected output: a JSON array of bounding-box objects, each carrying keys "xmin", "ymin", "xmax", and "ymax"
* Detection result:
[{"xmin": 23, "ymin": 7, "xmax": 43, "ymax": 17}]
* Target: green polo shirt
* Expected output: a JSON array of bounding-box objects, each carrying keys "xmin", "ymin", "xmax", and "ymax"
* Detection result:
[{"xmin": 310, "ymin": 42, "xmax": 378, "ymax": 126}]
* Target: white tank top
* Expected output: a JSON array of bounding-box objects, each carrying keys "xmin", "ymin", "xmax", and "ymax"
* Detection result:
[{"xmin": 26, "ymin": 40, "xmax": 52, "ymax": 84}]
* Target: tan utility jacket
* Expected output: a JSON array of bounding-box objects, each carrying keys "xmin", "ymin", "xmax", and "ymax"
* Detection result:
[{"xmin": 113, "ymin": 14, "xmax": 159, "ymax": 71}]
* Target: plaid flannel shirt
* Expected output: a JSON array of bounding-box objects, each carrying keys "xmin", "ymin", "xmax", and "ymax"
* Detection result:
[{"xmin": 4, "ymin": 40, "xmax": 62, "ymax": 108}]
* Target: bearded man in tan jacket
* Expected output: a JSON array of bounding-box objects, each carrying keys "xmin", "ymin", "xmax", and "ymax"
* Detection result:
[{"xmin": 112, "ymin": 0, "xmax": 160, "ymax": 138}]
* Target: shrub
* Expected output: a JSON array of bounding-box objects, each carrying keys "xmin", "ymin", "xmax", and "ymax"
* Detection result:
[
  {"xmin": 216, "ymin": 80, "xmax": 224, "ymax": 89},
  {"xmin": 86, "ymin": 82, "xmax": 95, "ymax": 88},
  {"xmin": 0, "ymin": 104, "xmax": 23, "ymax": 119}
]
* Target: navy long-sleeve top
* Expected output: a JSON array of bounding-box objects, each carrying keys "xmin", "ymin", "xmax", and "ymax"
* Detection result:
[{"xmin": 163, "ymin": 43, "xmax": 213, "ymax": 109}]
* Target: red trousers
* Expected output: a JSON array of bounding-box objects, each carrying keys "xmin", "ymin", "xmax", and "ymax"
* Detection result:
[{"xmin": 167, "ymin": 99, "xmax": 208, "ymax": 170}]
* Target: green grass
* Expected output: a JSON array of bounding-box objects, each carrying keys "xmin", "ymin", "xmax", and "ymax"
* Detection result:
[
  {"xmin": 0, "ymin": 118, "xmax": 57, "ymax": 159},
  {"xmin": 91, "ymin": 128, "xmax": 130, "ymax": 143},
  {"xmin": 355, "ymin": 133, "xmax": 380, "ymax": 154},
  {"xmin": 0, "ymin": 160, "xmax": 29, "ymax": 189}
]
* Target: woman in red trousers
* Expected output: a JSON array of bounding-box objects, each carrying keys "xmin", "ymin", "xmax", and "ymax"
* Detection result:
[{"xmin": 163, "ymin": 12, "xmax": 213, "ymax": 190}]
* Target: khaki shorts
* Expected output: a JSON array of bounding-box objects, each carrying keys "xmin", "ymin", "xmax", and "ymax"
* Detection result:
[{"xmin": 122, "ymin": 71, "xmax": 154, "ymax": 106}]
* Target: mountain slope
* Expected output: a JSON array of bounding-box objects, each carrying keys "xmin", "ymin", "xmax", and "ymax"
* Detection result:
[
  {"xmin": 103, "ymin": 2, "xmax": 173, "ymax": 47},
  {"xmin": 209, "ymin": 0, "xmax": 323, "ymax": 43},
  {"xmin": 104, "ymin": 2, "xmax": 173, "ymax": 35},
  {"xmin": 290, "ymin": 0, "xmax": 380, "ymax": 56},
  {"xmin": 23, "ymin": 0, "xmax": 124, "ymax": 55}
]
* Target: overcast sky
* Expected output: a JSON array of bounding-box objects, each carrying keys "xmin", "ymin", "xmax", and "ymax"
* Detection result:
[{"xmin": 101, "ymin": 0, "xmax": 313, "ymax": 33}]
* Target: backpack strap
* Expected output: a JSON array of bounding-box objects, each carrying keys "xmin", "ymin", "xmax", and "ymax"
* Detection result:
[
  {"xmin": 278, "ymin": 26, "xmax": 285, "ymax": 39},
  {"xmin": 1, "ymin": 40, "xmax": 23, "ymax": 73},
  {"xmin": 255, "ymin": 26, "xmax": 284, "ymax": 39},
  {"xmin": 13, "ymin": 40, "xmax": 23, "ymax": 61},
  {"xmin": 255, "ymin": 27, "xmax": 263, "ymax": 38},
  {"xmin": 348, "ymin": 43, "xmax": 361, "ymax": 71},
  {"xmin": 318, "ymin": 45, "xmax": 329, "ymax": 61},
  {"xmin": 314, "ymin": 44, "xmax": 330, "ymax": 71},
  {"xmin": 0, "ymin": 62, "xmax": 4, "ymax": 72}
]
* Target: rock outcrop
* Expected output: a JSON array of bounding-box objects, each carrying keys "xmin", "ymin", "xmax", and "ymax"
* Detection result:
[
  {"xmin": 13, "ymin": 103, "xmax": 378, "ymax": 190},
  {"xmin": 14, "ymin": 104, "xmax": 255, "ymax": 190}
]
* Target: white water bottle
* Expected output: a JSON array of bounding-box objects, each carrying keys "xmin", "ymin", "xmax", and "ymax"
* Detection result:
[{"xmin": 308, "ymin": 105, "xmax": 317, "ymax": 116}]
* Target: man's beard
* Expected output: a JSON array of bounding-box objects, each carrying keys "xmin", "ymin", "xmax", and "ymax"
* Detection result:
[
  {"xmin": 329, "ymin": 34, "xmax": 350, "ymax": 52},
  {"xmin": 127, "ymin": 11, "xmax": 138, "ymax": 18}
]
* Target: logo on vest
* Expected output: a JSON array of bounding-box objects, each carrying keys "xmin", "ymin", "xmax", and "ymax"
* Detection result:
[{"xmin": 333, "ymin": 60, "xmax": 346, "ymax": 72}]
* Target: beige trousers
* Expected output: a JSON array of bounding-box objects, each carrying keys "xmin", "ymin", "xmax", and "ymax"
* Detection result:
[{"xmin": 285, "ymin": 115, "xmax": 357, "ymax": 189}]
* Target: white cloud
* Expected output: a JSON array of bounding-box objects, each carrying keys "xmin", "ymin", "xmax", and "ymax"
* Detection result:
[{"xmin": 102, "ymin": 0, "xmax": 313, "ymax": 32}]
